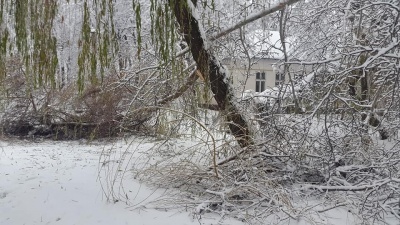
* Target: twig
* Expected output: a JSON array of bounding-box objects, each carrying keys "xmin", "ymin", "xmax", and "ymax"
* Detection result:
[
  {"xmin": 133, "ymin": 106, "xmax": 219, "ymax": 178},
  {"xmin": 317, "ymin": 202, "xmax": 348, "ymax": 213},
  {"xmin": 304, "ymin": 179, "xmax": 398, "ymax": 192},
  {"xmin": 210, "ymin": 0, "xmax": 302, "ymax": 41}
]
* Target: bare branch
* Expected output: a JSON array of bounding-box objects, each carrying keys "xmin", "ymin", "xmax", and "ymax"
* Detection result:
[{"xmin": 210, "ymin": 0, "xmax": 302, "ymax": 41}]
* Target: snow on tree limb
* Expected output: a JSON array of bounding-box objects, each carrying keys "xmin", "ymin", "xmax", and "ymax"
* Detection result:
[
  {"xmin": 303, "ymin": 178, "xmax": 400, "ymax": 192},
  {"xmin": 210, "ymin": 0, "xmax": 302, "ymax": 41},
  {"xmin": 170, "ymin": 0, "xmax": 255, "ymax": 148}
]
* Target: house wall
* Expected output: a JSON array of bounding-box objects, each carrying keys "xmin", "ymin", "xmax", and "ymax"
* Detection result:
[
  {"xmin": 223, "ymin": 58, "xmax": 281, "ymax": 96},
  {"xmin": 198, "ymin": 58, "xmax": 307, "ymax": 106}
]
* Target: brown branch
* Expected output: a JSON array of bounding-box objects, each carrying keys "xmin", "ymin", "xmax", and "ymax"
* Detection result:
[
  {"xmin": 176, "ymin": 0, "xmax": 302, "ymax": 60},
  {"xmin": 156, "ymin": 69, "xmax": 199, "ymax": 106}
]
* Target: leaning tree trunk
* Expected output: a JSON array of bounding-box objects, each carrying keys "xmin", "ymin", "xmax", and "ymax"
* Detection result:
[{"xmin": 170, "ymin": 0, "xmax": 254, "ymax": 148}]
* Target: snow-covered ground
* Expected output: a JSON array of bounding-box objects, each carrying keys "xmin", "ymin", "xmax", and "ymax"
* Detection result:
[
  {"xmin": 0, "ymin": 138, "xmax": 242, "ymax": 225},
  {"xmin": 1, "ymin": 137, "xmax": 398, "ymax": 225}
]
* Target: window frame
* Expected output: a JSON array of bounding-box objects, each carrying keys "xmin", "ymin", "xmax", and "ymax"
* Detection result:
[
  {"xmin": 275, "ymin": 72, "xmax": 285, "ymax": 86},
  {"xmin": 255, "ymin": 71, "xmax": 266, "ymax": 92}
]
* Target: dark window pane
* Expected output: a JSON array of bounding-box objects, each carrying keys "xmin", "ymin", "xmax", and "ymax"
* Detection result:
[
  {"xmin": 256, "ymin": 81, "xmax": 260, "ymax": 92},
  {"xmin": 261, "ymin": 81, "xmax": 265, "ymax": 92},
  {"xmin": 261, "ymin": 72, "xmax": 265, "ymax": 80},
  {"xmin": 276, "ymin": 73, "xmax": 285, "ymax": 81},
  {"xmin": 256, "ymin": 72, "xmax": 260, "ymax": 79}
]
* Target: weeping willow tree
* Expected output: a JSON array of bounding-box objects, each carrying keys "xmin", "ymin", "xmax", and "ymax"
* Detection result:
[
  {"xmin": 1, "ymin": 0, "xmax": 300, "ymax": 146},
  {"xmin": 77, "ymin": 0, "xmax": 117, "ymax": 91},
  {"xmin": 0, "ymin": 0, "xmax": 120, "ymax": 138},
  {"xmin": 134, "ymin": 0, "xmax": 300, "ymax": 147},
  {"xmin": 1, "ymin": 0, "xmax": 59, "ymax": 89},
  {"xmin": 0, "ymin": 0, "xmax": 117, "ymax": 92}
]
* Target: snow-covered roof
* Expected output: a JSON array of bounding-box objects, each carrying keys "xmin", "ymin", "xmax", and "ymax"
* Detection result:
[{"xmin": 248, "ymin": 29, "xmax": 292, "ymax": 59}]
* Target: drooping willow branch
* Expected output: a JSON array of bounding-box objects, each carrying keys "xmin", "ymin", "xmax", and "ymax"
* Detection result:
[{"xmin": 132, "ymin": 106, "xmax": 219, "ymax": 178}]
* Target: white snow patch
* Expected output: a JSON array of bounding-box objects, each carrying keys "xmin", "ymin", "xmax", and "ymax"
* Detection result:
[{"xmin": 0, "ymin": 138, "xmax": 241, "ymax": 225}]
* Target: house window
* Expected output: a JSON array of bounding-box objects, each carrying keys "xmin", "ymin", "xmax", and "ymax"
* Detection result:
[
  {"xmin": 256, "ymin": 72, "xmax": 266, "ymax": 92},
  {"xmin": 275, "ymin": 72, "xmax": 285, "ymax": 86}
]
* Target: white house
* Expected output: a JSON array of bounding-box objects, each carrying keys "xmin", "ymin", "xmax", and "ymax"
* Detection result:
[
  {"xmin": 221, "ymin": 30, "xmax": 302, "ymax": 95},
  {"xmin": 222, "ymin": 57, "xmax": 285, "ymax": 94},
  {"xmin": 218, "ymin": 55, "xmax": 312, "ymax": 113}
]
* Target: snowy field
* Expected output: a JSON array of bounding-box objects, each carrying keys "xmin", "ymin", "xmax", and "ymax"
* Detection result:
[
  {"xmin": 0, "ymin": 138, "xmax": 242, "ymax": 225},
  {"xmin": 0, "ymin": 137, "xmax": 398, "ymax": 225}
]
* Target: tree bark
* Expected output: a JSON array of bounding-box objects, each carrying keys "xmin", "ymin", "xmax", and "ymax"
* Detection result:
[{"xmin": 170, "ymin": 0, "xmax": 253, "ymax": 148}]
